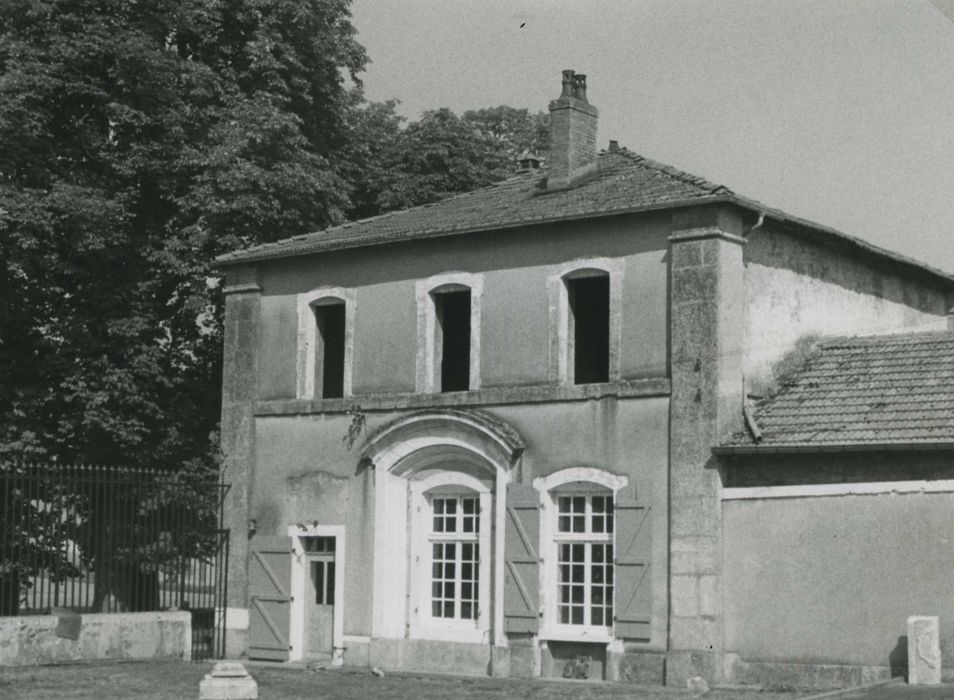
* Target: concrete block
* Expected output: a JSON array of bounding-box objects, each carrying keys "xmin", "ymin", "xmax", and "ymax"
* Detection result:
[
  {"xmin": 908, "ymin": 616, "xmax": 941, "ymax": 685},
  {"xmin": 698, "ymin": 575, "xmax": 718, "ymax": 616},
  {"xmin": 614, "ymin": 651, "xmax": 665, "ymax": 684},
  {"xmin": 670, "ymin": 617, "xmax": 718, "ymax": 652},
  {"xmin": 666, "ymin": 650, "xmax": 719, "ymax": 686},
  {"xmin": 199, "ymin": 676, "xmax": 258, "ymax": 700},
  {"xmin": 670, "ymin": 576, "xmax": 699, "ymax": 617},
  {"xmin": 671, "ymin": 548, "xmax": 718, "ymax": 575},
  {"xmin": 671, "ymin": 496, "xmax": 720, "ymax": 537}
]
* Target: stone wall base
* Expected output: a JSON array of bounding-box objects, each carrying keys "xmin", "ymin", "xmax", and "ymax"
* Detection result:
[
  {"xmin": 666, "ymin": 650, "xmax": 719, "ymax": 686},
  {"xmin": 723, "ymin": 654, "xmax": 897, "ymax": 690},
  {"xmin": 0, "ymin": 611, "xmax": 192, "ymax": 666},
  {"xmin": 346, "ymin": 637, "xmax": 492, "ymax": 676}
]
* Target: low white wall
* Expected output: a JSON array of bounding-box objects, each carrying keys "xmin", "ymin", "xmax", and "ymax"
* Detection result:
[{"xmin": 0, "ymin": 611, "xmax": 191, "ymax": 666}]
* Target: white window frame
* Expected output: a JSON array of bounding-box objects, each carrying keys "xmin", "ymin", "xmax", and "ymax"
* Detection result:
[
  {"xmin": 547, "ymin": 258, "xmax": 624, "ymax": 385},
  {"xmin": 416, "ymin": 272, "xmax": 483, "ymax": 393},
  {"xmin": 533, "ymin": 467, "xmax": 627, "ymax": 643},
  {"xmin": 408, "ymin": 471, "xmax": 492, "ymax": 644},
  {"xmin": 296, "ymin": 287, "xmax": 356, "ymax": 399}
]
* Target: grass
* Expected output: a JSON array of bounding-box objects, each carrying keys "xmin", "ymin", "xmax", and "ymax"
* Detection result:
[{"xmin": 0, "ymin": 659, "xmax": 812, "ymax": 700}]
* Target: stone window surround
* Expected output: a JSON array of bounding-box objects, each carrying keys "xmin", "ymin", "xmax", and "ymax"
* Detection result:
[
  {"xmin": 533, "ymin": 467, "xmax": 628, "ymax": 644},
  {"xmin": 407, "ymin": 471, "xmax": 493, "ymax": 644},
  {"xmin": 296, "ymin": 286, "xmax": 356, "ymax": 399},
  {"xmin": 547, "ymin": 258, "xmax": 624, "ymax": 385},
  {"xmin": 416, "ymin": 272, "xmax": 483, "ymax": 393},
  {"xmin": 365, "ymin": 412, "xmax": 517, "ymax": 649}
]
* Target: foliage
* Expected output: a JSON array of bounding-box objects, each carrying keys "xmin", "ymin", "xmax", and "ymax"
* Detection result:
[
  {"xmin": 0, "ymin": 0, "xmax": 547, "ymax": 478},
  {"xmin": 344, "ymin": 103, "xmax": 548, "ymax": 217},
  {"xmin": 0, "ymin": 0, "xmax": 366, "ymax": 471}
]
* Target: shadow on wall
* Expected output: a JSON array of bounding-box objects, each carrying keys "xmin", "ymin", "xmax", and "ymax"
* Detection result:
[{"xmin": 889, "ymin": 635, "xmax": 908, "ymax": 681}]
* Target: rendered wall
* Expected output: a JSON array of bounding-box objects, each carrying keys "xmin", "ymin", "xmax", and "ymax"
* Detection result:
[
  {"xmin": 723, "ymin": 489, "xmax": 954, "ymax": 674},
  {"xmin": 249, "ymin": 395, "xmax": 669, "ymax": 648},
  {"xmin": 0, "ymin": 611, "xmax": 191, "ymax": 666},
  {"xmin": 253, "ymin": 212, "xmax": 670, "ymax": 399},
  {"xmin": 744, "ymin": 226, "xmax": 949, "ymax": 390}
]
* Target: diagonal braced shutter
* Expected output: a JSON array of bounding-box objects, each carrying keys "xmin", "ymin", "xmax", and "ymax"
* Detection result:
[
  {"xmin": 504, "ymin": 483, "xmax": 540, "ymax": 633},
  {"xmin": 248, "ymin": 535, "xmax": 293, "ymax": 661},
  {"xmin": 614, "ymin": 486, "xmax": 652, "ymax": 640}
]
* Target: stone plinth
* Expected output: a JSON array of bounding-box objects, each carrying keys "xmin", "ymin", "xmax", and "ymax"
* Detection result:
[
  {"xmin": 199, "ymin": 661, "xmax": 258, "ymax": 699},
  {"xmin": 907, "ymin": 616, "xmax": 941, "ymax": 685}
]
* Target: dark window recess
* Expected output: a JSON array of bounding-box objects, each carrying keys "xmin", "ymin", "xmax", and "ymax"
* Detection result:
[
  {"xmin": 316, "ymin": 303, "xmax": 346, "ymax": 398},
  {"xmin": 568, "ymin": 275, "xmax": 610, "ymax": 384},
  {"xmin": 311, "ymin": 560, "xmax": 336, "ymax": 606},
  {"xmin": 436, "ymin": 290, "xmax": 471, "ymax": 392}
]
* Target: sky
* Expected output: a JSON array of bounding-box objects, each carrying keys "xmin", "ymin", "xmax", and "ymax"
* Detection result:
[{"xmin": 349, "ymin": 0, "xmax": 954, "ymax": 275}]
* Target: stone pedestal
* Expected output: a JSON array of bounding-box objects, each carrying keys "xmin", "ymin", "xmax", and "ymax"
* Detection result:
[
  {"xmin": 199, "ymin": 661, "xmax": 258, "ymax": 699},
  {"xmin": 907, "ymin": 616, "xmax": 941, "ymax": 685}
]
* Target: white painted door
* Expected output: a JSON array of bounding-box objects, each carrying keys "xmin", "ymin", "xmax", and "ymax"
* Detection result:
[{"xmin": 303, "ymin": 537, "xmax": 335, "ymax": 658}]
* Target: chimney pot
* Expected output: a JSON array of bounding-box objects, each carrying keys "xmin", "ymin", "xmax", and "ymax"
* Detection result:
[
  {"xmin": 608, "ymin": 140, "xmax": 619, "ymax": 153},
  {"xmin": 560, "ymin": 69, "xmax": 575, "ymax": 98},
  {"xmin": 572, "ymin": 73, "xmax": 588, "ymax": 102}
]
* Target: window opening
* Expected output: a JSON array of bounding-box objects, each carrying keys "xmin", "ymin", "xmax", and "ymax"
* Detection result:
[
  {"xmin": 555, "ymin": 493, "xmax": 613, "ymax": 628},
  {"xmin": 310, "ymin": 560, "xmax": 335, "ymax": 605},
  {"xmin": 434, "ymin": 290, "xmax": 471, "ymax": 392},
  {"xmin": 567, "ymin": 275, "xmax": 609, "ymax": 384},
  {"xmin": 315, "ymin": 302, "xmax": 346, "ymax": 398},
  {"xmin": 429, "ymin": 495, "xmax": 480, "ymax": 620}
]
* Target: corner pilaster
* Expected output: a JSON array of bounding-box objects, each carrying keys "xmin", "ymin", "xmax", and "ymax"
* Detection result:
[
  {"xmin": 666, "ymin": 206, "xmax": 745, "ymax": 685},
  {"xmin": 220, "ymin": 266, "xmax": 261, "ymax": 625}
]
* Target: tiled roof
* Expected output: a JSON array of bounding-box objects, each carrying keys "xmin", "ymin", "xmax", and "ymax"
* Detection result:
[
  {"xmin": 216, "ymin": 149, "xmax": 732, "ymax": 264},
  {"xmin": 723, "ymin": 332, "xmax": 954, "ymax": 450},
  {"xmin": 216, "ymin": 146, "xmax": 954, "ymax": 288}
]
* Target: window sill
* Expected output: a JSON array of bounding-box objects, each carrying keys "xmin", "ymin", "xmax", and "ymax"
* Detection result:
[
  {"xmin": 539, "ymin": 627, "xmax": 615, "ymax": 645},
  {"xmin": 256, "ymin": 378, "xmax": 670, "ymax": 416},
  {"xmin": 409, "ymin": 624, "xmax": 488, "ymax": 645}
]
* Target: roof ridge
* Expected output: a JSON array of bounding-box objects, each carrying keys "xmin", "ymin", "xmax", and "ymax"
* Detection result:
[
  {"xmin": 608, "ymin": 146, "xmax": 734, "ymax": 196},
  {"xmin": 818, "ymin": 330, "xmax": 954, "ymax": 348}
]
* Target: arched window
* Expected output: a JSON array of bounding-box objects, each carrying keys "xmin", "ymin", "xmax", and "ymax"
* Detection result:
[
  {"xmin": 364, "ymin": 410, "xmax": 524, "ymax": 647},
  {"xmin": 296, "ymin": 287, "xmax": 355, "ymax": 399},
  {"xmin": 534, "ymin": 468, "xmax": 627, "ymax": 640},
  {"xmin": 547, "ymin": 259, "xmax": 623, "ymax": 386},
  {"xmin": 416, "ymin": 273, "xmax": 483, "ymax": 393}
]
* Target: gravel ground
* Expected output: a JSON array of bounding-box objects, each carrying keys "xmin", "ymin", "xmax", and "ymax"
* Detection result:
[{"xmin": 0, "ymin": 659, "xmax": 814, "ymax": 700}]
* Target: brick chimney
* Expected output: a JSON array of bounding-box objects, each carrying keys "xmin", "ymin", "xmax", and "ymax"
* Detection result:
[{"xmin": 546, "ymin": 69, "xmax": 599, "ymax": 190}]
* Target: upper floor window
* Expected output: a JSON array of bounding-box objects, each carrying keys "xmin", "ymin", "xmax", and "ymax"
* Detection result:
[
  {"xmin": 416, "ymin": 273, "xmax": 483, "ymax": 393},
  {"xmin": 566, "ymin": 273, "xmax": 610, "ymax": 384},
  {"xmin": 548, "ymin": 259, "xmax": 623, "ymax": 386},
  {"xmin": 297, "ymin": 287, "xmax": 355, "ymax": 399}
]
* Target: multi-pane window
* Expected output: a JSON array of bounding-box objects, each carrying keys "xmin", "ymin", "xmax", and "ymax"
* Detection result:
[
  {"xmin": 429, "ymin": 495, "xmax": 480, "ymax": 620},
  {"xmin": 555, "ymin": 493, "xmax": 614, "ymax": 628}
]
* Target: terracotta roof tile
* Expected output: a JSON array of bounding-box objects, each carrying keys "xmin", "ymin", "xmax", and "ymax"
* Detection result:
[{"xmin": 725, "ymin": 332, "xmax": 954, "ymax": 448}]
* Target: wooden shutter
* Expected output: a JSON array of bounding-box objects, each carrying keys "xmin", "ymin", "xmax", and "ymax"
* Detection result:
[
  {"xmin": 504, "ymin": 483, "xmax": 540, "ymax": 633},
  {"xmin": 248, "ymin": 535, "xmax": 293, "ymax": 661},
  {"xmin": 614, "ymin": 486, "xmax": 652, "ymax": 640}
]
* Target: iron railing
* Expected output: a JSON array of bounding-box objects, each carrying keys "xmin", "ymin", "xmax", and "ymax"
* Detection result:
[{"xmin": 0, "ymin": 462, "xmax": 230, "ymax": 660}]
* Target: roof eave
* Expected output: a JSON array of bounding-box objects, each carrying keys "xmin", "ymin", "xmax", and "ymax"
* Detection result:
[
  {"xmin": 713, "ymin": 441, "xmax": 954, "ymax": 456},
  {"xmin": 213, "ymin": 194, "xmax": 735, "ymax": 268}
]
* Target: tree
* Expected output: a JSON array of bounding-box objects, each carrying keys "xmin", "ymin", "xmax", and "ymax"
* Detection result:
[
  {"xmin": 0, "ymin": 0, "xmax": 366, "ymax": 610},
  {"xmin": 0, "ymin": 0, "xmax": 366, "ymax": 469},
  {"xmin": 341, "ymin": 102, "xmax": 548, "ymax": 217}
]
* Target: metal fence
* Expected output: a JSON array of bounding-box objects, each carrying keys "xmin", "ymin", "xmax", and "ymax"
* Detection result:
[{"xmin": 0, "ymin": 462, "xmax": 230, "ymax": 660}]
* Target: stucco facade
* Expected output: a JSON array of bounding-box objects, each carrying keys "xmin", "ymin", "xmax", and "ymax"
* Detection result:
[{"xmin": 217, "ymin": 72, "xmax": 954, "ymax": 687}]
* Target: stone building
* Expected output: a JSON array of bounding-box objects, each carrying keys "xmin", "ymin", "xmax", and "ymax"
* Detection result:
[{"xmin": 215, "ymin": 70, "xmax": 954, "ymax": 686}]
